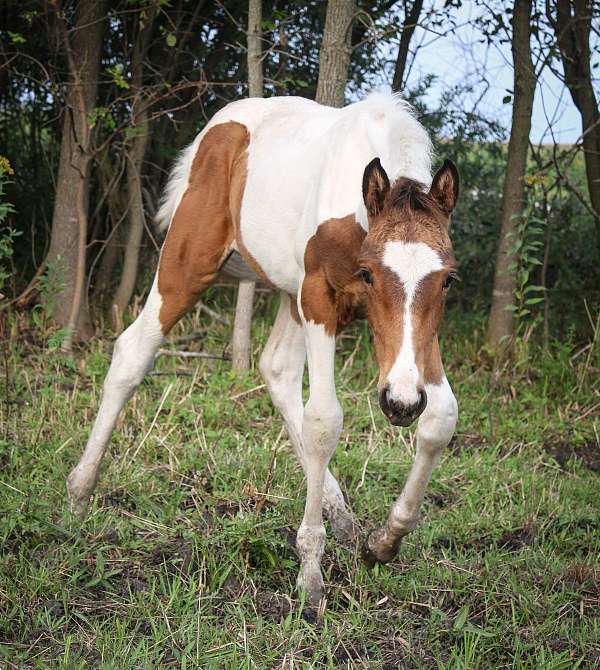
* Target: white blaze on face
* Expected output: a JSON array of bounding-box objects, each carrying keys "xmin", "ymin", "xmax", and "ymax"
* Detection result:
[{"xmin": 382, "ymin": 241, "xmax": 443, "ymax": 406}]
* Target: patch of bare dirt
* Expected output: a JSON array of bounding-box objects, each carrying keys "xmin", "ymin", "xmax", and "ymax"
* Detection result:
[
  {"xmin": 448, "ymin": 432, "xmax": 487, "ymax": 455},
  {"xmin": 544, "ymin": 440, "xmax": 600, "ymax": 473},
  {"xmin": 433, "ymin": 522, "xmax": 536, "ymax": 554},
  {"xmin": 255, "ymin": 591, "xmax": 292, "ymax": 619},
  {"xmin": 497, "ymin": 525, "xmax": 536, "ymax": 551}
]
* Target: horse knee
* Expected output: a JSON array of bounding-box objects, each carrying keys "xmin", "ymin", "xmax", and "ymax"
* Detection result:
[
  {"xmin": 107, "ymin": 324, "xmax": 157, "ymax": 391},
  {"xmin": 260, "ymin": 349, "xmax": 300, "ymax": 410},
  {"xmin": 303, "ymin": 399, "xmax": 343, "ymax": 458},
  {"xmin": 418, "ymin": 379, "xmax": 458, "ymax": 451}
]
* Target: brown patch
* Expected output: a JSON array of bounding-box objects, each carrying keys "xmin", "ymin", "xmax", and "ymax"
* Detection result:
[
  {"xmin": 359, "ymin": 176, "xmax": 456, "ymax": 387},
  {"xmin": 301, "ymin": 214, "xmax": 367, "ymax": 336},
  {"xmin": 423, "ymin": 335, "xmax": 443, "ymax": 385},
  {"xmin": 157, "ymin": 122, "xmax": 250, "ymax": 333}
]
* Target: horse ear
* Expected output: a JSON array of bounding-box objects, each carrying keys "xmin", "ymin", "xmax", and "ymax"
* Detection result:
[
  {"xmin": 429, "ymin": 159, "xmax": 459, "ymax": 214},
  {"xmin": 362, "ymin": 158, "xmax": 390, "ymax": 216}
]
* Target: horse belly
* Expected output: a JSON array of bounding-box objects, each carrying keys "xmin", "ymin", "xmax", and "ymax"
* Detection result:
[
  {"xmin": 238, "ymin": 134, "xmax": 317, "ymax": 294},
  {"xmin": 238, "ymin": 195, "xmax": 301, "ymax": 294}
]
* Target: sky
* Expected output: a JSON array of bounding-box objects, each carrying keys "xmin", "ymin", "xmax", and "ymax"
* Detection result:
[{"xmin": 396, "ymin": 2, "xmax": 599, "ymax": 144}]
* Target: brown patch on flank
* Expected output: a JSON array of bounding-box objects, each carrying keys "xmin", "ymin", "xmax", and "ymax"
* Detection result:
[
  {"xmin": 301, "ymin": 214, "xmax": 367, "ymax": 335},
  {"xmin": 157, "ymin": 122, "xmax": 250, "ymax": 333}
]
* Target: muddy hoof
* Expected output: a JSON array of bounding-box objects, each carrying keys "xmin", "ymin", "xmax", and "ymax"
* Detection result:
[
  {"xmin": 297, "ymin": 564, "xmax": 325, "ymax": 608},
  {"xmin": 361, "ymin": 530, "xmax": 402, "ymax": 568},
  {"xmin": 66, "ymin": 471, "xmax": 92, "ymax": 519},
  {"xmin": 329, "ymin": 510, "xmax": 361, "ymax": 549}
]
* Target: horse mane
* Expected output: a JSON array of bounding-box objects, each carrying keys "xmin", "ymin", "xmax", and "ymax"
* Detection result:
[{"xmin": 389, "ymin": 178, "xmax": 438, "ymax": 214}]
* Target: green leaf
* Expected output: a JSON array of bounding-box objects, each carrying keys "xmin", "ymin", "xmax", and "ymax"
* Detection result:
[
  {"xmin": 453, "ymin": 605, "xmax": 469, "ymax": 631},
  {"xmin": 8, "ymin": 31, "xmax": 26, "ymax": 44},
  {"xmin": 502, "ymin": 95, "xmax": 512, "ymax": 104},
  {"xmin": 524, "ymin": 285, "xmax": 545, "ymax": 294},
  {"xmin": 463, "ymin": 623, "xmax": 495, "ymax": 638},
  {"xmin": 525, "ymin": 297, "xmax": 544, "ymax": 305},
  {"xmin": 125, "ymin": 125, "xmax": 145, "ymax": 140},
  {"xmin": 166, "ymin": 33, "xmax": 176, "ymax": 48}
]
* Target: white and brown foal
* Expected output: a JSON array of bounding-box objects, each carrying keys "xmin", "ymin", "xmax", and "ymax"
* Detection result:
[{"xmin": 68, "ymin": 93, "xmax": 459, "ymax": 606}]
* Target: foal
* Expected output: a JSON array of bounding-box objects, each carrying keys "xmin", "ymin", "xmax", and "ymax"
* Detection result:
[{"xmin": 68, "ymin": 93, "xmax": 459, "ymax": 605}]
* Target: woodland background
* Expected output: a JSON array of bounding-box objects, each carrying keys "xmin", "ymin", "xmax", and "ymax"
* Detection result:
[
  {"xmin": 0, "ymin": 1, "xmax": 599, "ymax": 668},
  {"xmin": 0, "ymin": 0, "xmax": 599, "ymax": 349}
]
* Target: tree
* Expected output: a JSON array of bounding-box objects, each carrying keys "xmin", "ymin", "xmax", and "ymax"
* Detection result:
[
  {"xmin": 551, "ymin": 0, "xmax": 600, "ymax": 257},
  {"xmin": 391, "ymin": 0, "xmax": 424, "ymax": 93},
  {"xmin": 110, "ymin": 6, "xmax": 156, "ymax": 332},
  {"xmin": 486, "ymin": 0, "xmax": 536, "ymax": 349},
  {"xmin": 315, "ymin": 0, "xmax": 357, "ymax": 107},
  {"xmin": 231, "ymin": 0, "xmax": 263, "ymax": 372},
  {"xmin": 45, "ymin": 0, "xmax": 107, "ymax": 345}
]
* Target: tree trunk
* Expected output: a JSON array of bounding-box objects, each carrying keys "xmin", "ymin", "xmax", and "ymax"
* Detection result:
[
  {"xmin": 247, "ymin": 0, "xmax": 264, "ymax": 97},
  {"xmin": 231, "ymin": 0, "xmax": 263, "ymax": 372},
  {"xmin": 110, "ymin": 8, "xmax": 156, "ymax": 332},
  {"xmin": 553, "ymin": 0, "xmax": 600, "ymax": 258},
  {"xmin": 92, "ymin": 152, "xmax": 125, "ymax": 303},
  {"xmin": 315, "ymin": 0, "xmax": 356, "ymax": 107},
  {"xmin": 486, "ymin": 0, "xmax": 535, "ymax": 350},
  {"xmin": 45, "ymin": 0, "xmax": 106, "ymax": 343},
  {"xmin": 391, "ymin": 0, "xmax": 423, "ymax": 92},
  {"xmin": 110, "ymin": 121, "xmax": 149, "ymax": 332}
]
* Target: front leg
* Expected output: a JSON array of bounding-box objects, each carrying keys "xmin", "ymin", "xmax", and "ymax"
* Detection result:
[
  {"xmin": 363, "ymin": 377, "xmax": 458, "ymax": 565},
  {"xmin": 296, "ymin": 322, "xmax": 343, "ymax": 606}
]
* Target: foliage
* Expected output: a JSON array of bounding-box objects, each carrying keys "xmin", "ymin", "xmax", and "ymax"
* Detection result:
[
  {"xmin": 1, "ymin": 0, "xmax": 598, "ymax": 340},
  {"xmin": 0, "ymin": 156, "xmax": 19, "ymax": 296}
]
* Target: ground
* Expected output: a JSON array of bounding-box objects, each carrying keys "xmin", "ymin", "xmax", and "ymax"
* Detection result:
[{"xmin": 0, "ymin": 289, "xmax": 599, "ymax": 669}]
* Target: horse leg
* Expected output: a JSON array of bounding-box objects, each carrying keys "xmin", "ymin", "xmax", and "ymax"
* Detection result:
[
  {"xmin": 295, "ymin": 322, "xmax": 343, "ymax": 606},
  {"xmin": 68, "ymin": 220, "xmax": 230, "ymax": 517},
  {"xmin": 67, "ymin": 277, "xmax": 166, "ymax": 516},
  {"xmin": 259, "ymin": 294, "xmax": 358, "ymax": 547},
  {"xmin": 362, "ymin": 377, "xmax": 457, "ymax": 564}
]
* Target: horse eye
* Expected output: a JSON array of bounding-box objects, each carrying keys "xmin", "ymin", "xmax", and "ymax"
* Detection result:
[
  {"xmin": 359, "ymin": 268, "xmax": 373, "ymax": 285},
  {"xmin": 442, "ymin": 274, "xmax": 454, "ymax": 290}
]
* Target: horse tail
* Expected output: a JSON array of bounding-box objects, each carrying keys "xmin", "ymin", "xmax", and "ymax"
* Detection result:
[{"xmin": 155, "ymin": 133, "xmax": 203, "ymax": 233}]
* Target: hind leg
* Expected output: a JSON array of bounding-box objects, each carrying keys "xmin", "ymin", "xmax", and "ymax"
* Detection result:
[
  {"xmin": 259, "ymin": 293, "xmax": 358, "ymax": 546},
  {"xmin": 67, "ymin": 277, "xmax": 166, "ymax": 516},
  {"xmin": 69, "ymin": 223, "xmax": 230, "ymax": 516}
]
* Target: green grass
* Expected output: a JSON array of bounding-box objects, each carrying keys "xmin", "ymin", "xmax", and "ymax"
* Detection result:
[{"xmin": 0, "ymin": 290, "xmax": 599, "ymax": 669}]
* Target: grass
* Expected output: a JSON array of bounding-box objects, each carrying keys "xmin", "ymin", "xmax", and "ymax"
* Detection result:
[{"xmin": 0, "ymin": 288, "xmax": 599, "ymax": 669}]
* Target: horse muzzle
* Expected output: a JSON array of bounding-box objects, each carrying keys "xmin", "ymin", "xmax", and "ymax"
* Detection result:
[{"xmin": 379, "ymin": 386, "xmax": 427, "ymax": 427}]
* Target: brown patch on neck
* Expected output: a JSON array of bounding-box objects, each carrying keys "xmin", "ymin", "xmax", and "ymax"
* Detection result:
[
  {"xmin": 301, "ymin": 214, "xmax": 366, "ymax": 335},
  {"xmin": 157, "ymin": 122, "xmax": 250, "ymax": 333}
]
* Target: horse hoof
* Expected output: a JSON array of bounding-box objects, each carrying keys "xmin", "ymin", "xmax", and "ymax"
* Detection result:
[
  {"xmin": 361, "ymin": 529, "xmax": 402, "ymax": 567},
  {"xmin": 297, "ymin": 565, "xmax": 325, "ymax": 608},
  {"xmin": 329, "ymin": 510, "xmax": 361, "ymax": 549},
  {"xmin": 66, "ymin": 470, "xmax": 92, "ymax": 519}
]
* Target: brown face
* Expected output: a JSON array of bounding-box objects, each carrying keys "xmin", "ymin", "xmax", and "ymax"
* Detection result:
[{"xmin": 358, "ymin": 159, "xmax": 459, "ymax": 427}]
